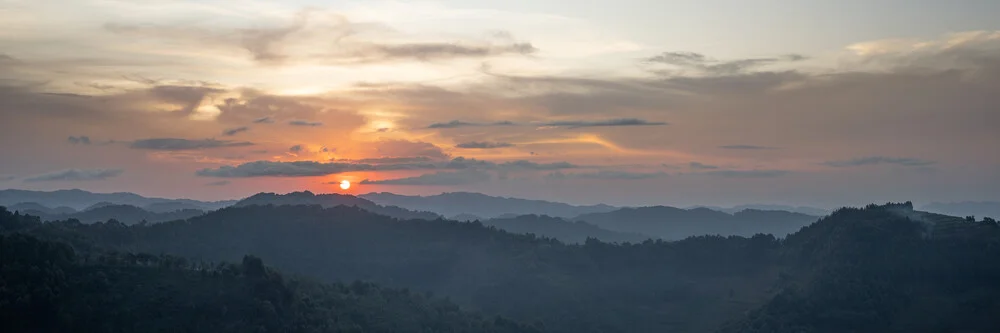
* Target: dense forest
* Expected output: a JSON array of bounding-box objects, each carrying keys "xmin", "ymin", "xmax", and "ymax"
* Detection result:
[
  {"xmin": 0, "ymin": 232, "xmax": 540, "ymax": 333},
  {"xmin": 3, "ymin": 202, "xmax": 1000, "ymax": 332}
]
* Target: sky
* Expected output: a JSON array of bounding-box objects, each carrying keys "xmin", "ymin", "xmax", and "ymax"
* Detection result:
[{"xmin": 1, "ymin": 0, "xmax": 998, "ymax": 208}]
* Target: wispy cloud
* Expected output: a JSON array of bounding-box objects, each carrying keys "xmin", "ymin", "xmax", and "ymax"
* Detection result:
[
  {"xmin": 24, "ymin": 169, "xmax": 124, "ymax": 182},
  {"xmin": 702, "ymin": 170, "xmax": 790, "ymax": 178},
  {"xmin": 288, "ymin": 120, "xmax": 323, "ymax": 127},
  {"xmin": 67, "ymin": 136, "xmax": 91, "ymax": 144},
  {"xmin": 455, "ymin": 141, "xmax": 514, "ymax": 149},
  {"xmin": 289, "ymin": 145, "xmax": 303, "ymax": 153},
  {"xmin": 346, "ymin": 156, "xmax": 433, "ymax": 164},
  {"xmin": 205, "ymin": 180, "xmax": 231, "ymax": 186},
  {"xmin": 222, "ymin": 126, "xmax": 249, "ymax": 136},
  {"xmin": 196, "ymin": 161, "xmax": 373, "ymax": 178},
  {"xmin": 822, "ymin": 156, "xmax": 935, "ymax": 167},
  {"xmin": 546, "ymin": 170, "xmax": 670, "ymax": 180},
  {"xmin": 689, "ymin": 162, "xmax": 718, "ymax": 170},
  {"xmin": 428, "ymin": 120, "xmax": 516, "ymax": 129},
  {"xmin": 540, "ymin": 118, "xmax": 667, "ymax": 128},
  {"xmin": 253, "ymin": 116, "xmax": 274, "ymax": 124},
  {"xmin": 197, "ymin": 156, "xmax": 578, "ymax": 178},
  {"xmin": 351, "ymin": 42, "xmax": 537, "ymax": 63},
  {"xmin": 644, "ymin": 51, "xmax": 806, "ymax": 75},
  {"xmin": 130, "ymin": 138, "xmax": 254, "ymax": 150},
  {"xmin": 361, "ymin": 170, "xmax": 492, "ymax": 186},
  {"xmin": 719, "ymin": 145, "xmax": 777, "ymax": 150},
  {"xmin": 498, "ymin": 160, "xmax": 578, "ymax": 170}
]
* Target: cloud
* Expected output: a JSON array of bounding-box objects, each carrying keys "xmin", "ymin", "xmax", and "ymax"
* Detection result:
[
  {"xmin": 373, "ymin": 140, "xmax": 449, "ymax": 160},
  {"xmin": 498, "ymin": 160, "xmax": 578, "ymax": 170},
  {"xmin": 222, "ymin": 126, "xmax": 249, "ymax": 136},
  {"xmin": 427, "ymin": 120, "xmax": 516, "ymax": 129},
  {"xmin": 455, "ymin": 141, "xmax": 514, "ymax": 149},
  {"xmin": 347, "ymin": 156, "xmax": 434, "ymax": 164},
  {"xmin": 205, "ymin": 180, "xmax": 231, "ymax": 186},
  {"xmin": 702, "ymin": 170, "xmax": 790, "ymax": 178},
  {"xmin": 196, "ymin": 161, "xmax": 373, "ymax": 178},
  {"xmin": 644, "ymin": 51, "xmax": 807, "ymax": 75},
  {"xmin": 718, "ymin": 145, "xmax": 777, "ymax": 150},
  {"xmin": 822, "ymin": 156, "xmax": 936, "ymax": 168},
  {"xmin": 197, "ymin": 156, "xmax": 579, "ymax": 178},
  {"xmin": 239, "ymin": 11, "xmax": 309, "ymax": 63},
  {"xmin": 288, "ymin": 120, "xmax": 323, "ymax": 127},
  {"xmin": 289, "ymin": 144, "xmax": 303, "ymax": 153},
  {"xmin": 104, "ymin": 11, "xmax": 536, "ymax": 65},
  {"xmin": 540, "ymin": 118, "xmax": 667, "ymax": 128},
  {"xmin": 253, "ymin": 116, "xmax": 274, "ymax": 124},
  {"xmin": 428, "ymin": 120, "xmax": 477, "ymax": 129},
  {"xmin": 0, "ymin": 175, "xmax": 15, "ymax": 182},
  {"xmin": 545, "ymin": 170, "xmax": 670, "ymax": 180},
  {"xmin": 352, "ymin": 42, "xmax": 537, "ymax": 63},
  {"xmin": 24, "ymin": 169, "xmax": 124, "ymax": 182},
  {"xmin": 360, "ymin": 170, "xmax": 492, "ymax": 186},
  {"xmin": 67, "ymin": 136, "xmax": 91, "ymax": 144},
  {"xmin": 689, "ymin": 162, "xmax": 718, "ymax": 170},
  {"xmin": 130, "ymin": 138, "xmax": 254, "ymax": 150}
]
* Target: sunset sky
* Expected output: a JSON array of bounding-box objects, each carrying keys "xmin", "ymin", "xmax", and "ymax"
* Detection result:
[{"xmin": 1, "ymin": 0, "xmax": 998, "ymax": 207}]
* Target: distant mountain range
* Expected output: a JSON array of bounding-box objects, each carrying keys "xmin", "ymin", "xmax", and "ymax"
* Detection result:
[
  {"xmin": 0, "ymin": 189, "xmax": 235, "ymax": 211},
  {"xmin": 28, "ymin": 204, "xmax": 206, "ymax": 225},
  {"xmin": 234, "ymin": 191, "xmax": 440, "ymax": 220},
  {"xmin": 922, "ymin": 201, "xmax": 1000, "ymax": 219},
  {"xmin": 2, "ymin": 188, "xmax": 830, "ymax": 241},
  {"xmin": 573, "ymin": 206, "xmax": 819, "ymax": 240},
  {"xmin": 686, "ymin": 204, "xmax": 830, "ymax": 216},
  {"xmin": 360, "ymin": 192, "xmax": 618, "ymax": 218},
  {"xmin": 481, "ymin": 214, "xmax": 651, "ymax": 244}
]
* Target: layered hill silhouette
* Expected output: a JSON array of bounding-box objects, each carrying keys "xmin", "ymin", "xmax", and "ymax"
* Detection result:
[
  {"xmin": 234, "ymin": 191, "xmax": 440, "ymax": 220},
  {"xmin": 481, "ymin": 214, "xmax": 650, "ymax": 244},
  {"xmin": 27, "ymin": 204, "xmax": 205, "ymax": 225},
  {"xmin": 688, "ymin": 204, "xmax": 830, "ymax": 216},
  {"xmin": 574, "ymin": 206, "xmax": 819, "ymax": 240},
  {"xmin": 5, "ymin": 201, "xmax": 998, "ymax": 332},
  {"xmin": 922, "ymin": 201, "xmax": 1000, "ymax": 219},
  {"xmin": 361, "ymin": 192, "xmax": 617, "ymax": 218},
  {"xmin": 0, "ymin": 189, "xmax": 234, "ymax": 211}
]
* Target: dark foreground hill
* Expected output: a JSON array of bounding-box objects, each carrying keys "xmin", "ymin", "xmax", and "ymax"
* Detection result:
[
  {"xmin": 3, "ymin": 202, "xmax": 999, "ymax": 333},
  {"xmin": 0, "ymin": 232, "xmax": 540, "ymax": 333},
  {"xmin": 574, "ymin": 206, "xmax": 819, "ymax": 240}
]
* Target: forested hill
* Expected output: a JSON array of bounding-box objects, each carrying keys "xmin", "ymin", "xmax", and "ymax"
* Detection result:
[
  {"xmin": 234, "ymin": 191, "xmax": 440, "ymax": 220},
  {"xmin": 0, "ymin": 233, "xmax": 541, "ymax": 333},
  {"xmin": 481, "ymin": 214, "xmax": 651, "ymax": 244},
  {"xmin": 3, "ymin": 202, "xmax": 1000, "ymax": 333},
  {"xmin": 360, "ymin": 192, "xmax": 617, "ymax": 219},
  {"xmin": 573, "ymin": 206, "xmax": 818, "ymax": 240},
  {"xmin": 19, "ymin": 203, "xmax": 204, "ymax": 225}
]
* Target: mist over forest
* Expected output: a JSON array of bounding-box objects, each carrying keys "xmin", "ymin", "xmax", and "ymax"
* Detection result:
[{"xmin": 3, "ymin": 189, "xmax": 1000, "ymax": 332}]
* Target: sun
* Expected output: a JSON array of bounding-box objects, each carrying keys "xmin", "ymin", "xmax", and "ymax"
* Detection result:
[{"xmin": 339, "ymin": 180, "xmax": 351, "ymax": 190}]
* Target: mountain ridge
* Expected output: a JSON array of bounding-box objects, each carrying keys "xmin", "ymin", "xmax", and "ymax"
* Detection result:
[{"xmin": 361, "ymin": 191, "xmax": 618, "ymax": 218}]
